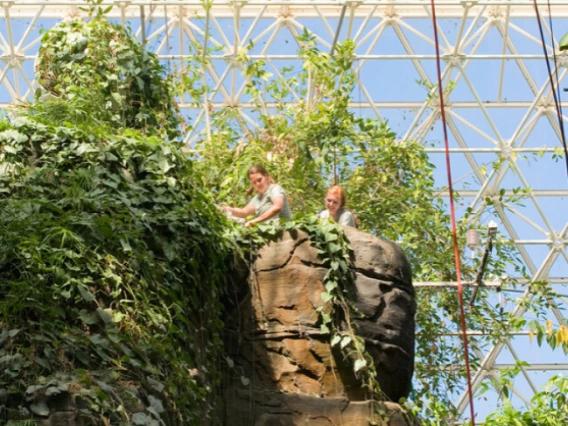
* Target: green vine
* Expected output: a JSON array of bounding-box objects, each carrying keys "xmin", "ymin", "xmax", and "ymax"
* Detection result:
[
  {"xmin": 0, "ymin": 17, "xmax": 233, "ymax": 426},
  {"xmin": 35, "ymin": 17, "xmax": 180, "ymax": 139},
  {"xmin": 235, "ymin": 217, "xmax": 382, "ymax": 404}
]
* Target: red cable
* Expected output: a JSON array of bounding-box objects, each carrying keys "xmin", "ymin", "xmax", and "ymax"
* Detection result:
[
  {"xmin": 429, "ymin": 1, "xmax": 476, "ymax": 424},
  {"xmin": 533, "ymin": 0, "xmax": 568, "ymax": 180}
]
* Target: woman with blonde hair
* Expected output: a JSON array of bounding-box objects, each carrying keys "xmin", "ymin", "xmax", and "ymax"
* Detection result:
[
  {"xmin": 319, "ymin": 185, "xmax": 356, "ymax": 227},
  {"xmin": 223, "ymin": 164, "xmax": 291, "ymax": 227}
]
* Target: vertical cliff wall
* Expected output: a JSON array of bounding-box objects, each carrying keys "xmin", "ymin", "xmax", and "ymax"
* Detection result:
[{"xmin": 223, "ymin": 227, "xmax": 417, "ymax": 426}]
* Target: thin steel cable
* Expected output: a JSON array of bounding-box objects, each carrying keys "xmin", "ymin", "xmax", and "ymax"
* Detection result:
[
  {"xmin": 533, "ymin": 0, "xmax": 568, "ymax": 180},
  {"xmin": 163, "ymin": 3, "xmax": 172, "ymax": 74},
  {"xmin": 429, "ymin": 1, "xmax": 476, "ymax": 423},
  {"xmin": 546, "ymin": 0, "xmax": 562, "ymax": 119}
]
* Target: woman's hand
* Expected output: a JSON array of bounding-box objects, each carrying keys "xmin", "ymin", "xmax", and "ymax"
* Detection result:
[{"xmin": 244, "ymin": 220, "xmax": 257, "ymax": 228}]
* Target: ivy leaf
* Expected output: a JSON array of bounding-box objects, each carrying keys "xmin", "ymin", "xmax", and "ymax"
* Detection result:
[
  {"xmin": 112, "ymin": 311, "xmax": 125, "ymax": 323},
  {"xmin": 147, "ymin": 377, "xmax": 165, "ymax": 393},
  {"xmin": 167, "ymin": 176, "xmax": 176, "ymax": 188},
  {"xmin": 25, "ymin": 385, "xmax": 44, "ymax": 395},
  {"xmin": 328, "ymin": 243, "xmax": 341, "ymax": 253},
  {"xmin": 79, "ymin": 310, "xmax": 98, "ymax": 325},
  {"xmin": 132, "ymin": 412, "xmax": 159, "ymax": 426},
  {"xmin": 35, "ymin": 357, "xmax": 50, "ymax": 369},
  {"xmin": 95, "ymin": 380, "xmax": 112, "ymax": 393},
  {"xmin": 111, "ymin": 92, "xmax": 123, "ymax": 104},
  {"xmin": 325, "ymin": 232, "xmax": 338, "ymax": 243},
  {"xmin": 3, "ymin": 145, "xmax": 18, "ymax": 154},
  {"xmin": 97, "ymin": 308, "xmax": 113, "ymax": 324},
  {"xmin": 45, "ymin": 385, "xmax": 65, "ymax": 396},
  {"xmin": 159, "ymin": 158, "xmax": 173, "ymax": 173},
  {"xmin": 325, "ymin": 280, "xmax": 338, "ymax": 292},
  {"xmin": 353, "ymin": 358, "xmax": 367, "ymax": 373},
  {"xmin": 30, "ymin": 402, "xmax": 50, "ymax": 417},
  {"xmin": 148, "ymin": 395, "xmax": 165, "ymax": 414},
  {"xmin": 77, "ymin": 285, "xmax": 95, "ymax": 302},
  {"xmin": 120, "ymin": 238, "xmax": 132, "ymax": 252}
]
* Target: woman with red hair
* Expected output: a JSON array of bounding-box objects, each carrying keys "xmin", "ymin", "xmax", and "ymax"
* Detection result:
[{"xmin": 319, "ymin": 185, "xmax": 356, "ymax": 227}]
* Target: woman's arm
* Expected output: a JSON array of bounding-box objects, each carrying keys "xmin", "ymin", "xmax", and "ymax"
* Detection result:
[
  {"xmin": 245, "ymin": 196, "xmax": 284, "ymax": 227},
  {"xmin": 226, "ymin": 203, "xmax": 255, "ymax": 218}
]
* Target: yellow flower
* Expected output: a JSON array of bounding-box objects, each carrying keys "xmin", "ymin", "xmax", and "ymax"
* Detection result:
[
  {"xmin": 546, "ymin": 319, "xmax": 553, "ymax": 334},
  {"xmin": 560, "ymin": 325, "xmax": 568, "ymax": 343}
]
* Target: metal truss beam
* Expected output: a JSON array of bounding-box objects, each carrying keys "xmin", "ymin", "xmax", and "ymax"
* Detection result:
[
  {"xmin": 414, "ymin": 277, "xmax": 568, "ymax": 287},
  {"xmin": 8, "ymin": 1, "xmax": 568, "ymax": 19},
  {"xmin": 433, "ymin": 363, "xmax": 568, "ymax": 371}
]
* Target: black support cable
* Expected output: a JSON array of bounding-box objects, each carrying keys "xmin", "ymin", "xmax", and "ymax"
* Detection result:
[
  {"xmin": 546, "ymin": 0, "xmax": 563, "ymax": 121},
  {"xmin": 533, "ymin": 0, "xmax": 568, "ymax": 180}
]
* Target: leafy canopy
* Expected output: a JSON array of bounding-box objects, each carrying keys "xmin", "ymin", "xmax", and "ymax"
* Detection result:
[
  {"xmin": 0, "ymin": 17, "xmax": 231, "ymax": 426},
  {"xmin": 36, "ymin": 17, "xmax": 180, "ymax": 139}
]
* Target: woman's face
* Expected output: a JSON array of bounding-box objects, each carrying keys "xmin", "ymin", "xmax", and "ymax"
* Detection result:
[
  {"xmin": 249, "ymin": 173, "xmax": 270, "ymax": 194},
  {"xmin": 325, "ymin": 193, "xmax": 341, "ymax": 215}
]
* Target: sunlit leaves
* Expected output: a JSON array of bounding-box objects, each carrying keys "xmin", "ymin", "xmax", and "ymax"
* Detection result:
[
  {"xmin": 35, "ymin": 18, "xmax": 179, "ymax": 139},
  {"xmin": 484, "ymin": 374, "xmax": 568, "ymax": 425},
  {"xmin": 0, "ymin": 16, "xmax": 233, "ymax": 425}
]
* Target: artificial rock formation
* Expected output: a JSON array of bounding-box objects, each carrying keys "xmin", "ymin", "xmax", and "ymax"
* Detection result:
[{"xmin": 224, "ymin": 227, "xmax": 417, "ymax": 426}]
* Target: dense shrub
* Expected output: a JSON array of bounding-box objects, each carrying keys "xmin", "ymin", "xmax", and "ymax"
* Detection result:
[
  {"xmin": 0, "ymin": 18, "xmax": 231, "ymax": 425},
  {"xmin": 36, "ymin": 18, "xmax": 180, "ymax": 139}
]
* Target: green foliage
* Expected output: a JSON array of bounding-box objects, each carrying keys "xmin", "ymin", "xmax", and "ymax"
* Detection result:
[
  {"xmin": 484, "ymin": 375, "xmax": 568, "ymax": 425},
  {"xmin": 78, "ymin": 0, "xmax": 114, "ymax": 19},
  {"xmin": 234, "ymin": 216, "xmax": 382, "ymax": 408},
  {"xmin": 36, "ymin": 18, "xmax": 180, "ymax": 138},
  {"xmin": 0, "ymin": 116, "xmax": 231, "ymax": 425},
  {"xmin": 0, "ymin": 11, "xmax": 562, "ymax": 425},
  {"xmin": 176, "ymin": 25, "xmax": 558, "ymax": 424},
  {"xmin": 0, "ymin": 17, "xmax": 232, "ymax": 426},
  {"xmin": 190, "ymin": 32, "xmax": 438, "ymax": 241}
]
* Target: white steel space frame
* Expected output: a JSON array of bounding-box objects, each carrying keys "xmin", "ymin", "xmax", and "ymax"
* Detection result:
[{"xmin": 2, "ymin": 0, "xmax": 568, "ymax": 422}]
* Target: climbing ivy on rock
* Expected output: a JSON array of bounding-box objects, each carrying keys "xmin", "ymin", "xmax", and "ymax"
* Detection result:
[
  {"xmin": 0, "ymin": 17, "xmax": 232, "ymax": 426},
  {"xmin": 36, "ymin": 17, "xmax": 180, "ymax": 139},
  {"xmin": 234, "ymin": 218, "xmax": 381, "ymax": 400}
]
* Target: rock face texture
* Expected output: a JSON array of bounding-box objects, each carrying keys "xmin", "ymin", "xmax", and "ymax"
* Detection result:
[
  {"xmin": 224, "ymin": 227, "xmax": 416, "ymax": 426},
  {"xmin": 25, "ymin": 228, "xmax": 416, "ymax": 426},
  {"xmin": 345, "ymin": 227, "xmax": 416, "ymax": 402}
]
